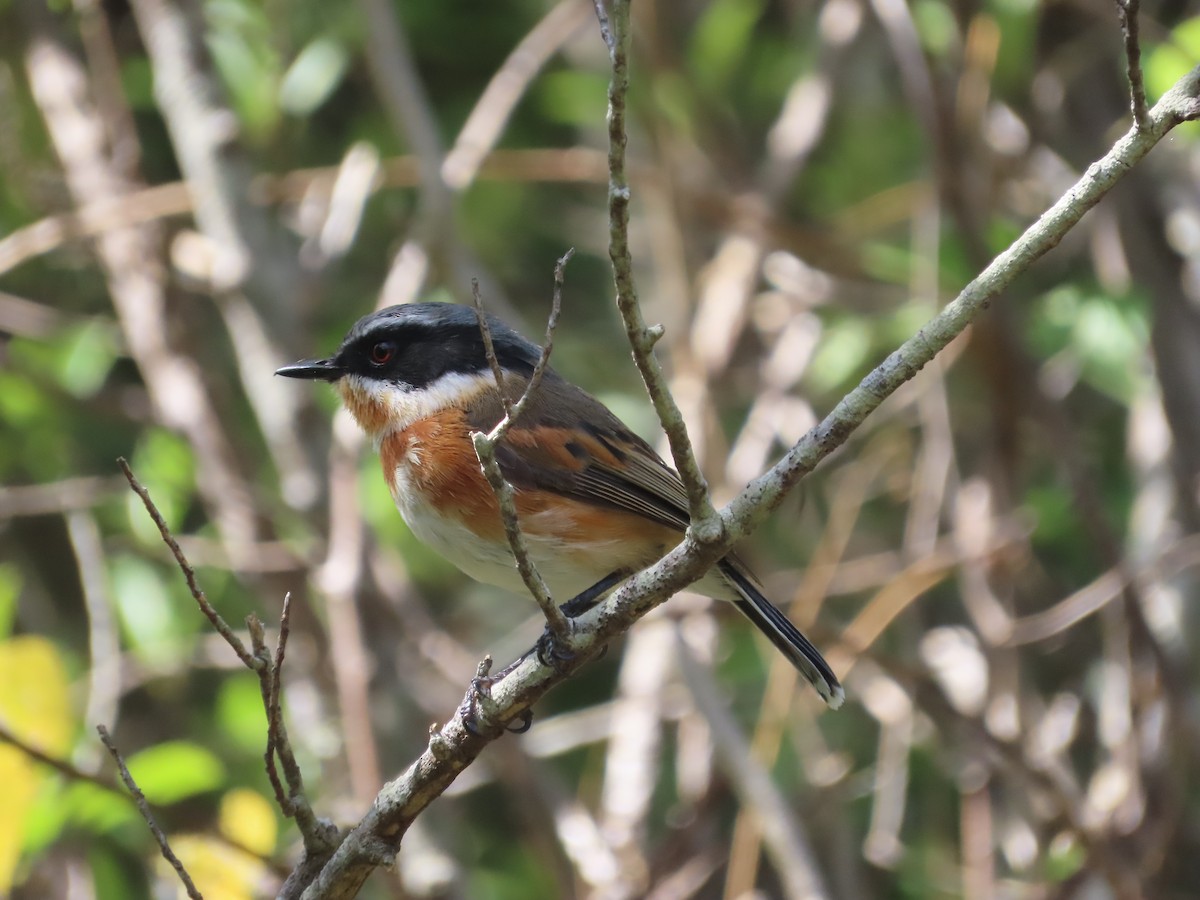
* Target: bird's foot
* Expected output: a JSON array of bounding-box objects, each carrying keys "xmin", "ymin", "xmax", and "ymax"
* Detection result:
[{"xmin": 459, "ymin": 657, "xmax": 536, "ymax": 735}]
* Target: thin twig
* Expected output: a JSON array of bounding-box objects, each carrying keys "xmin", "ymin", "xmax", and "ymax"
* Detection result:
[
  {"xmin": 269, "ymin": 593, "xmax": 309, "ymax": 807},
  {"xmin": 489, "ymin": 249, "xmax": 572, "ymax": 443},
  {"xmin": 96, "ymin": 724, "xmax": 204, "ymax": 900},
  {"xmin": 1116, "ymin": 0, "xmax": 1149, "ymax": 128},
  {"xmin": 472, "ymin": 280, "xmax": 512, "ymax": 417},
  {"xmin": 0, "ymin": 719, "xmax": 124, "ymax": 796},
  {"xmin": 592, "ymin": 0, "xmax": 720, "ymax": 538},
  {"xmin": 247, "ymin": 601, "xmax": 329, "ymax": 853},
  {"xmin": 121, "ymin": 458, "xmax": 331, "ymax": 854},
  {"xmin": 118, "ymin": 458, "xmax": 259, "ymax": 671},
  {"xmin": 469, "ymin": 252, "xmax": 575, "ymax": 642},
  {"xmin": 249, "ymin": 613, "xmax": 289, "ymax": 814}
]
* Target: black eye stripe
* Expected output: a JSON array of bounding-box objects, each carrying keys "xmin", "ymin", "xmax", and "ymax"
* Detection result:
[{"xmin": 338, "ymin": 305, "xmax": 547, "ymax": 390}]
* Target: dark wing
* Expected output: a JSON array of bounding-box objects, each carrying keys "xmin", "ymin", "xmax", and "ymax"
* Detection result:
[{"xmin": 466, "ymin": 374, "xmax": 690, "ymax": 532}]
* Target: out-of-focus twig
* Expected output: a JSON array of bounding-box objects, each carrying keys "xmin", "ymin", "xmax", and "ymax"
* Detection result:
[
  {"xmin": 598, "ymin": 616, "xmax": 676, "ymax": 890},
  {"xmin": 66, "ymin": 511, "xmax": 122, "ymax": 762},
  {"xmin": 0, "ymin": 476, "xmax": 123, "ymax": 519},
  {"xmin": 26, "ymin": 28, "xmax": 259, "ymax": 557},
  {"xmin": 96, "ymin": 724, "xmax": 203, "ymax": 900},
  {"xmin": 127, "ymin": 0, "xmax": 319, "ymax": 510},
  {"xmin": 317, "ymin": 416, "xmax": 382, "ymax": 807},
  {"xmin": 442, "ymin": 0, "xmax": 593, "ymax": 190},
  {"xmin": 127, "ymin": 0, "xmax": 300, "ymax": 303},
  {"xmin": 676, "ymin": 634, "xmax": 831, "ymax": 900}
]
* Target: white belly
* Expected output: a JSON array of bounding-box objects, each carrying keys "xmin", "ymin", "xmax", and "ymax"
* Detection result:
[{"xmin": 390, "ymin": 464, "xmax": 622, "ymax": 601}]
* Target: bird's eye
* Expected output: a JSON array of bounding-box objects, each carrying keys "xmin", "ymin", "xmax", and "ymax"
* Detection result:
[{"xmin": 369, "ymin": 341, "xmax": 395, "ymax": 365}]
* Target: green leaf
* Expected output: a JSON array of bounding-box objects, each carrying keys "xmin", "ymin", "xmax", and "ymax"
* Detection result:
[
  {"xmin": 0, "ymin": 563, "xmax": 19, "ymax": 641},
  {"xmin": 537, "ymin": 71, "xmax": 610, "ymax": 126},
  {"xmin": 215, "ymin": 674, "xmax": 268, "ymax": 754},
  {"xmin": 58, "ymin": 320, "xmax": 120, "ymax": 398},
  {"xmin": 689, "ymin": 0, "xmax": 766, "ymax": 89},
  {"xmin": 125, "ymin": 741, "xmax": 226, "ymax": 805},
  {"xmin": 280, "ymin": 38, "xmax": 349, "ymax": 116},
  {"xmin": 205, "ymin": 0, "xmax": 281, "ymax": 139},
  {"xmin": 808, "ymin": 318, "xmax": 872, "ymax": 393},
  {"xmin": 1145, "ymin": 16, "xmax": 1200, "ymax": 137},
  {"xmin": 914, "ymin": 0, "xmax": 958, "ymax": 56},
  {"xmin": 111, "ymin": 555, "xmax": 197, "ymax": 666}
]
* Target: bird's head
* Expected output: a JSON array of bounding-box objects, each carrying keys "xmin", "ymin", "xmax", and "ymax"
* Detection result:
[{"xmin": 276, "ymin": 303, "xmax": 543, "ymax": 441}]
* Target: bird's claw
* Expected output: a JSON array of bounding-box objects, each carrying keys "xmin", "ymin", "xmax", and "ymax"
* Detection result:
[
  {"xmin": 460, "ymin": 660, "xmax": 536, "ymax": 735},
  {"xmin": 535, "ymin": 627, "xmax": 577, "ymax": 673}
]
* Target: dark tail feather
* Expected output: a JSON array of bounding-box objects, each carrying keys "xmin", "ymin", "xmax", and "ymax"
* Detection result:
[{"xmin": 720, "ymin": 560, "xmax": 844, "ymax": 709}]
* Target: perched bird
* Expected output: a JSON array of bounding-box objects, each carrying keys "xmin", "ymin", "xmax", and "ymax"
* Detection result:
[{"xmin": 277, "ymin": 303, "xmax": 843, "ymax": 708}]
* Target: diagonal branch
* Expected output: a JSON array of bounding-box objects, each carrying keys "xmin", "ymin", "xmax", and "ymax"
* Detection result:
[{"xmin": 293, "ymin": 61, "xmax": 1200, "ymax": 900}]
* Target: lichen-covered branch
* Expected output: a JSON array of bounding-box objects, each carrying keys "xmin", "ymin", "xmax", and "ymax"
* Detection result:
[{"xmin": 293, "ymin": 40, "xmax": 1200, "ymax": 900}]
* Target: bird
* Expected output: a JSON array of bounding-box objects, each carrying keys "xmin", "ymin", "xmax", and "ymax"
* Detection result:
[{"xmin": 277, "ymin": 302, "xmax": 843, "ymax": 708}]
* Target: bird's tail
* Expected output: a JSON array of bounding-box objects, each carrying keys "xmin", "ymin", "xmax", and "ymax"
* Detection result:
[{"xmin": 719, "ymin": 560, "xmax": 844, "ymax": 709}]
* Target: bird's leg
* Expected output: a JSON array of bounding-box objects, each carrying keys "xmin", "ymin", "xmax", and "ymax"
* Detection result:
[
  {"xmin": 535, "ymin": 570, "xmax": 626, "ymax": 669},
  {"xmin": 558, "ymin": 570, "xmax": 627, "ymax": 618},
  {"xmin": 464, "ymin": 572, "xmax": 628, "ymax": 736}
]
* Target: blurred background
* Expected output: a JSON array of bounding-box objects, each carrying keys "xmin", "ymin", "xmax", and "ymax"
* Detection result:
[{"xmin": 2, "ymin": 0, "xmax": 1199, "ymax": 897}]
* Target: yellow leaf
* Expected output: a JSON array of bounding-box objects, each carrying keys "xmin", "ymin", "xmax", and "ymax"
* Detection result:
[
  {"xmin": 219, "ymin": 788, "xmax": 277, "ymax": 856},
  {"xmin": 0, "ymin": 747, "xmax": 38, "ymax": 891},
  {"xmin": 0, "ymin": 636, "xmax": 73, "ymax": 755},
  {"xmin": 167, "ymin": 834, "xmax": 268, "ymax": 900},
  {"xmin": 0, "ymin": 636, "xmax": 73, "ymax": 893}
]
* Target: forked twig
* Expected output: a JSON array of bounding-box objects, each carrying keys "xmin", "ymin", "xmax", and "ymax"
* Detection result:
[
  {"xmin": 470, "ymin": 250, "xmax": 576, "ymax": 643},
  {"xmin": 119, "ymin": 459, "xmax": 334, "ymax": 857}
]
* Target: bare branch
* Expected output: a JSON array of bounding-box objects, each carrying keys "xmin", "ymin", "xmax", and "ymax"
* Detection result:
[
  {"xmin": 720, "ymin": 65, "xmax": 1200, "ymax": 542},
  {"xmin": 1116, "ymin": 0, "xmax": 1150, "ymax": 128},
  {"xmin": 485, "ymin": 249, "xmax": 572, "ymax": 443},
  {"xmin": 246, "ymin": 605, "xmax": 333, "ymax": 857},
  {"xmin": 592, "ymin": 0, "xmax": 720, "ymax": 540},
  {"xmin": 469, "ymin": 252, "xmax": 575, "ymax": 642},
  {"xmin": 121, "ymin": 458, "xmax": 333, "ymax": 858},
  {"xmin": 118, "ymin": 458, "xmax": 258, "ymax": 671},
  {"xmin": 294, "ymin": 63, "xmax": 1200, "ymax": 900},
  {"xmin": 96, "ymin": 724, "xmax": 204, "ymax": 900},
  {"xmin": 471, "ymin": 280, "xmax": 513, "ymax": 418}
]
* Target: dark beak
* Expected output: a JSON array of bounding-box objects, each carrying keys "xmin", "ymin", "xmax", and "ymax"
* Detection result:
[{"xmin": 275, "ymin": 357, "xmax": 344, "ymax": 381}]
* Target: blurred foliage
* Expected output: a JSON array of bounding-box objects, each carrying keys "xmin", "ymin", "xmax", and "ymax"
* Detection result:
[{"xmin": 0, "ymin": 0, "xmax": 1198, "ymax": 897}]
